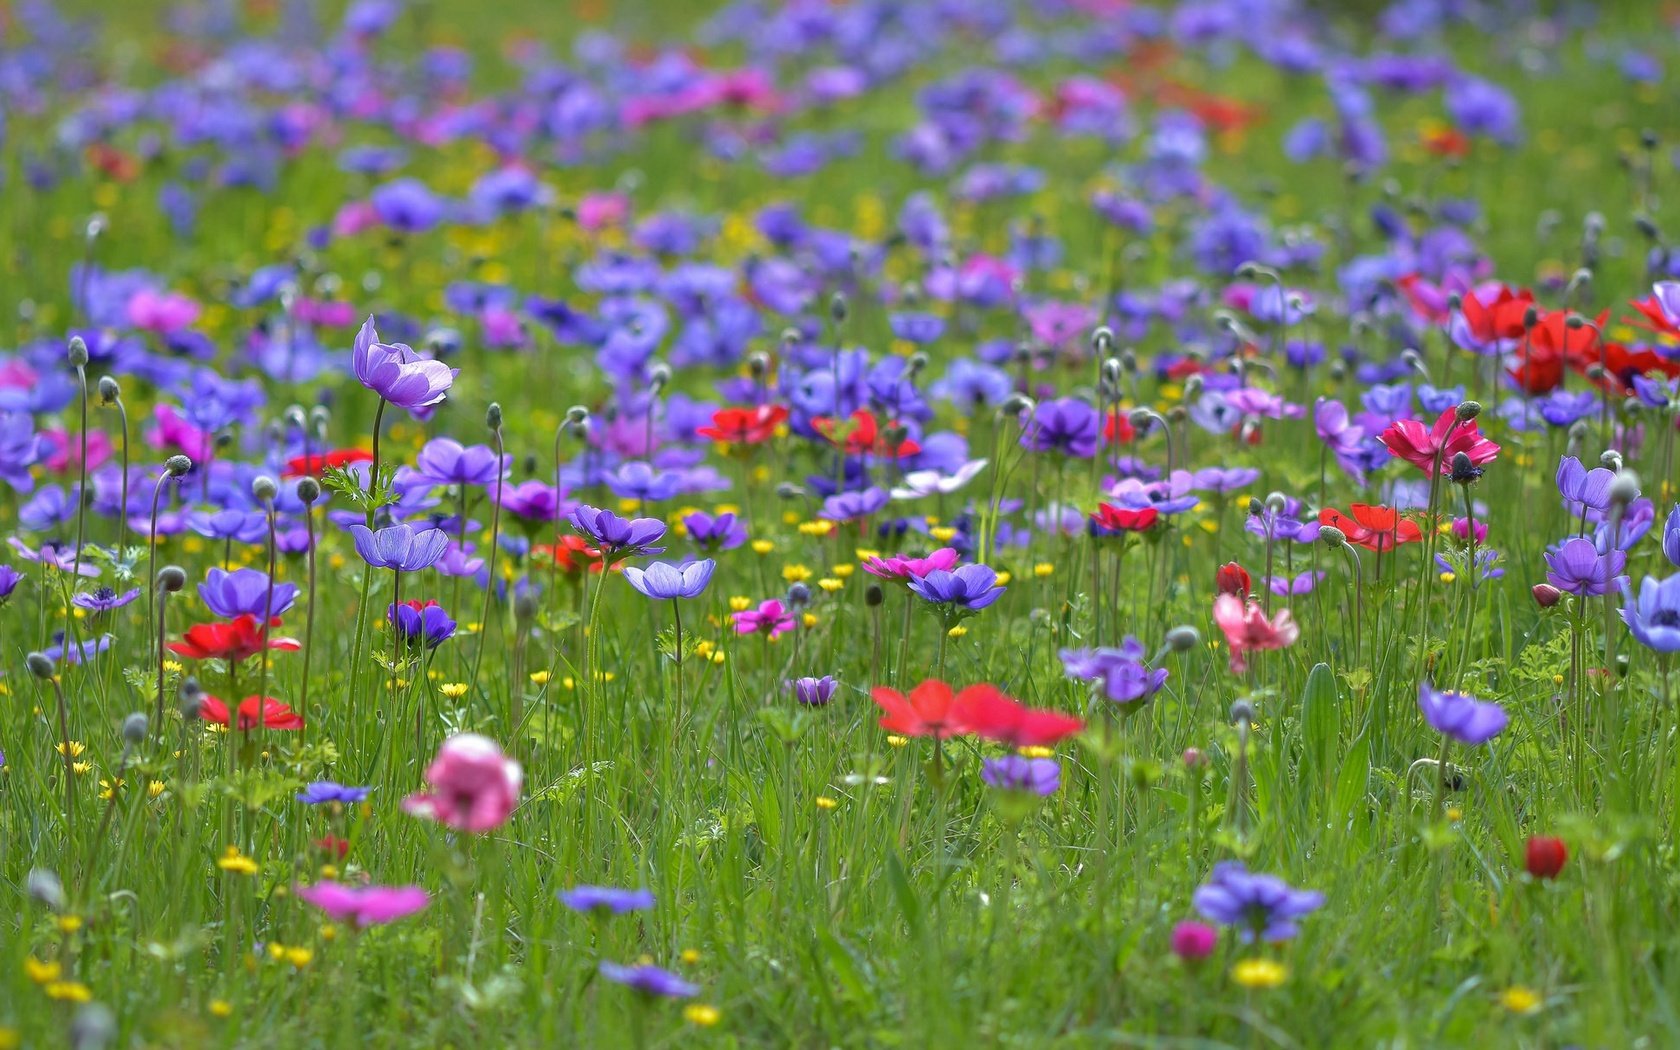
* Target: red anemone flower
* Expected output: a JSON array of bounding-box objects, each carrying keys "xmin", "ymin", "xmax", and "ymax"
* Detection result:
[
  {"xmin": 1524, "ymin": 835, "xmax": 1568, "ymax": 879},
  {"xmin": 813, "ymin": 410, "xmax": 921, "ymax": 458},
  {"xmin": 696, "ymin": 405, "xmax": 788, "ymax": 445},
  {"xmin": 533, "ymin": 534, "xmax": 605, "ymax": 575},
  {"xmin": 169, "ymin": 614, "xmax": 301, "ymax": 664},
  {"xmin": 949, "ymin": 685, "xmax": 1085, "ymax": 748},
  {"xmin": 1102, "ymin": 411, "xmax": 1136, "ymax": 444},
  {"xmin": 871, "ymin": 680, "xmax": 967, "ymax": 738},
  {"xmin": 1318, "ymin": 505, "xmax": 1423, "ymax": 552},
  {"xmin": 1216, "ymin": 562, "xmax": 1252, "ymax": 598},
  {"xmin": 1627, "ymin": 292, "xmax": 1680, "ymax": 342},
  {"xmin": 1091, "ymin": 503, "xmax": 1159, "ymax": 534},
  {"xmin": 1459, "ymin": 285, "xmax": 1535, "ymax": 346},
  {"xmin": 199, "ymin": 694, "xmax": 305, "ymax": 730},
  {"xmin": 1378, "ymin": 409, "xmax": 1500, "ymax": 475},
  {"xmin": 285, "ymin": 448, "xmax": 374, "ymax": 476}
]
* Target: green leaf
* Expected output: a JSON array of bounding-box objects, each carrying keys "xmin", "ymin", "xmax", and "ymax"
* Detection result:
[
  {"xmin": 882, "ymin": 852, "xmax": 921, "ymax": 934},
  {"xmin": 1332, "ymin": 732, "xmax": 1370, "ymax": 823},
  {"xmin": 1300, "ymin": 661, "xmax": 1340, "ymax": 791}
]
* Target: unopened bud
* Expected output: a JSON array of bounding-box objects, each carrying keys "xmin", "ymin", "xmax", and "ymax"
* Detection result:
[
  {"xmin": 1182, "ymin": 747, "xmax": 1208, "ymax": 769},
  {"xmin": 97, "ymin": 376, "xmax": 121, "ymax": 405},
  {"xmin": 865, "ymin": 583, "xmax": 884, "ymax": 607},
  {"xmin": 70, "ymin": 1002, "xmax": 117, "ymax": 1050},
  {"xmin": 829, "ymin": 293, "xmax": 848, "ymax": 324},
  {"xmin": 1532, "ymin": 583, "xmax": 1562, "ymax": 608},
  {"xmin": 1610, "ymin": 471, "xmax": 1641, "ymax": 507},
  {"xmin": 1164, "ymin": 625, "xmax": 1201, "ymax": 652},
  {"xmin": 648, "ymin": 363, "xmax": 672, "ymax": 390},
  {"xmin": 26, "ymin": 868, "xmax": 65, "ymax": 910},
  {"xmin": 67, "ymin": 335, "xmax": 89, "ymax": 367},
  {"xmin": 1599, "ymin": 450, "xmax": 1623, "ymax": 471},
  {"xmin": 295, "ymin": 477, "xmax": 321, "ymax": 504},
  {"xmin": 486, "ymin": 403, "xmax": 503, "ymax": 430},
  {"xmin": 1319, "ymin": 525, "xmax": 1348, "ymax": 548},
  {"xmin": 26, "ymin": 652, "xmax": 56, "ymax": 679},
  {"xmin": 1229, "ymin": 700, "xmax": 1255, "ymax": 725},
  {"xmin": 748, "ymin": 351, "xmax": 770, "ymax": 377},
  {"xmin": 179, "ymin": 677, "xmax": 204, "ymax": 719},
  {"xmin": 786, "ymin": 582, "xmax": 811, "ymax": 608},
  {"xmin": 122, "ymin": 712, "xmax": 148, "ymax": 744},
  {"xmin": 252, "ymin": 475, "xmax": 279, "ymax": 502},
  {"xmin": 156, "ymin": 566, "xmax": 187, "ymax": 593},
  {"xmin": 165, "ymin": 455, "xmax": 193, "ymax": 477},
  {"xmin": 1454, "ymin": 400, "xmax": 1481, "ymax": 421}
]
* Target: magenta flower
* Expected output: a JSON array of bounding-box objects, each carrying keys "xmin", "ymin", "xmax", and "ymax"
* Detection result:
[
  {"xmin": 402, "ymin": 733, "xmax": 522, "ymax": 834},
  {"xmin": 296, "ymin": 882, "xmax": 429, "ymax": 927},
  {"xmin": 732, "ymin": 599, "xmax": 797, "ymax": 638},
  {"xmin": 861, "ymin": 547, "xmax": 960, "ymax": 585}
]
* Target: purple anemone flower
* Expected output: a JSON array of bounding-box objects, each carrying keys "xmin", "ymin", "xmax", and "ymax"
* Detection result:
[
  {"xmin": 908, "ymin": 564, "xmax": 1005, "ymax": 613},
  {"xmin": 350, "ymin": 523, "xmax": 450, "ymax": 572},
  {"xmin": 597, "ymin": 962, "xmax": 697, "ymax": 998},
  {"xmin": 559, "ymin": 885, "xmax": 656, "ymax": 914},
  {"xmin": 1020, "ymin": 398, "xmax": 1100, "ymax": 458},
  {"xmin": 297, "ymin": 781, "xmax": 373, "ymax": 805},
  {"xmin": 388, "ymin": 601, "xmax": 458, "ymax": 649},
  {"xmin": 981, "ymin": 756, "xmax": 1061, "ymax": 795},
  {"xmin": 682, "ymin": 511, "xmax": 747, "ymax": 552},
  {"xmin": 71, "ymin": 586, "xmax": 141, "ymax": 614},
  {"xmin": 414, "ymin": 438, "xmax": 507, "ymax": 487},
  {"xmin": 1192, "ymin": 861, "xmax": 1324, "ymax": 942},
  {"xmin": 790, "ymin": 675, "xmax": 837, "ymax": 705},
  {"xmin": 200, "ymin": 567, "xmax": 298, "ymax": 620},
  {"xmin": 7, "ymin": 539, "xmax": 99, "ymax": 578},
  {"xmin": 498, "ymin": 480, "xmax": 565, "ymax": 524},
  {"xmin": 1544, "ymin": 536, "xmax": 1625, "ymax": 597},
  {"xmin": 1555, "ymin": 456, "xmax": 1614, "ymax": 520},
  {"xmin": 621, "ymin": 559, "xmax": 715, "ymax": 600},
  {"xmin": 1621, "ymin": 574, "xmax": 1680, "ymax": 653},
  {"xmin": 568, "ymin": 505, "xmax": 667, "ymax": 560},
  {"xmin": 0, "ymin": 564, "xmax": 21, "ymax": 603},
  {"xmin": 1059, "ymin": 641, "xmax": 1169, "ymax": 705},
  {"xmin": 352, "ymin": 317, "xmax": 458, "ymax": 410},
  {"xmin": 1418, "ymin": 682, "xmax": 1508, "ymax": 745}
]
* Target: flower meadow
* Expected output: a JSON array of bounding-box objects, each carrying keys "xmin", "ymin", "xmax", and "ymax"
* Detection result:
[{"xmin": 3, "ymin": 0, "xmax": 1680, "ymax": 1045}]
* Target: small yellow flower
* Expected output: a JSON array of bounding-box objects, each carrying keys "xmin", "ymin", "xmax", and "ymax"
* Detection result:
[
  {"xmin": 832, "ymin": 563, "xmax": 855, "ymax": 578},
  {"xmin": 0, "ymin": 1025, "xmax": 21, "ymax": 1049},
  {"xmin": 24, "ymin": 957, "xmax": 62, "ymax": 984},
  {"xmin": 815, "ymin": 796, "xmax": 838, "ymax": 810},
  {"xmin": 751, "ymin": 539, "xmax": 775, "ymax": 555},
  {"xmin": 1552, "ymin": 674, "xmax": 1565, "ymax": 685},
  {"xmin": 680, "ymin": 948, "xmax": 703, "ymax": 965},
  {"xmin": 98, "ymin": 778, "xmax": 123, "ymax": 801},
  {"xmin": 886, "ymin": 735, "xmax": 908, "ymax": 748},
  {"xmin": 995, "ymin": 571, "xmax": 1012, "ymax": 586},
  {"xmin": 798, "ymin": 520, "xmax": 834, "ymax": 537},
  {"xmin": 683, "ymin": 1004, "xmax": 722, "ymax": 1027},
  {"xmin": 802, "ymin": 612, "xmax": 820, "ymax": 628},
  {"xmin": 929, "ymin": 526, "xmax": 957, "ymax": 542},
  {"xmin": 729, "ymin": 595, "xmax": 753, "ymax": 611},
  {"xmin": 320, "ymin": 923, "xmax": 338, "ymax": 942},
  {"xmin": 216, "ymin": 846, "xmax": 259, "ymax": 876},
  {"xmin": 147, "ymin": 780, "xmax": 166, "ymax": 798},
  {"xmin": 1230, "ymin": 959, "xmax": 1288, "ymax": 989},
  {"xmin": 209, "ymin": 999, "xmax": 233, "ymax": 1018},
  {"xmin": 163, "ymin": 660, "xmax": 184, "ymax": 675},
  {"xmin": 855, "ymin": 548, "xmax": 881, "ymax": 562},
  {"xmin": 284, "ymin": 947, "xmax": 314, "ymax": 968},
  {"xmin": 1033, "ymin": 562, "xmax": 1054, "ymax": 578},
  {"xmin": 1445, "ymin": 806, "xmax": 1463, "ymax": 822},
  {"xmin": 440, "ymin": 682, "xmax": 469, "ymax": 699},
  {"xmin": 319, "ymin": 865, "xmax": 340, "ymax": 880},
  {"xmin": 946, "ymin": 625, "xmax": 968, "ymax": 639},
  {"xmin": 530, "ymin": 670, "xmax": 550, "ymax": 686},
  {"xmin": 1439, "ymin": 571, "xmax": 1457, "ymax": 584},
  {"xmin": 1018, "ymin": 746, "xmax": 1055, "ymax": 759},
  {"xmin": 817, "ymin": 578, "xmax": 844, "ymax": 593},
  {"xmin": 72, "ymin": 761, "xmax": 93, "ymax": 776},
  {"xmin": 55, "ymin": 915, "xmax": 83, "ymax": 935},
  {"xmin": 1500, "ymin": 986, "xmax": 1543, "ymax": 1015},
  {"xmin": 782, "ymin": 564, "xmax": 813, "ymax": 583},
  {"xmin": 55, "ymin": 740, "xmax": 86, "ymax": 758},
  {"xmin": 44, "ymin": 981, "xmax": 92, "ymax": 1003}
]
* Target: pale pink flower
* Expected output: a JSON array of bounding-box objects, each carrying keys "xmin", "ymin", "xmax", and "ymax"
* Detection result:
[
  {"xmin": 402, "ymin": 733, "xmax": 522, "ymax": 833},
  {"xmin": 1212, "ymin": 593, "xmax": 1300, "ymax": 673}
]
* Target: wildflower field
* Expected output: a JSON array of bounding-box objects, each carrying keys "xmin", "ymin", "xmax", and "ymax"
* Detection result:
[{"xmin": 4, "ymin": 0, "xmax": 1680, "ymax": 1045}]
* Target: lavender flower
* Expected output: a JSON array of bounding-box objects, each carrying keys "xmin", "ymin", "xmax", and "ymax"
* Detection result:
[
  {"xmin": 414, "ymin": 438, "xmax": 507, "ymax": 487},
  {"xmin": 908, "ymin": 564, "xmax": 1006, "ymax": 614},
  {"xmin": 352, "ymin": 317, "xmax": 458, "ymax": 410},
  {"xmin": 568, "ymin": 505, "xmax": 667, "ymax": 560},
  {"xmin": 1418, "ymin": 682, "xmax": 1508, "ymax": 745},
  {"xmin": 1020, "ymin": 398, "xmax": 1101, "ymax": 458},
  {"xmin": 621, "ymin": 559, "xmax": 716, "ymax": 600},
  {"xmin": 1192, "ymin": 861, "xmax": 1324, "ymax": 942},
  {"xmin": 388, "ymin": 601, "xmax": 458, "ymax": 649},
  {"xmin": 790, "ymin": 675, "xmax": 837, "ymax": 705},
  {"xmin": 200, "ymin": 567, "xmax": 298, "ymax": 620},
  {"xmin": 350, "ymin": 523, "xmax": 450, "ymax": 572},
  {"xmin": 1544, "ymin": 537, "xmax": 1626, "ymax": 597},
  {"xmin": 0, "ymin": 564, "xmax": 20, "ymax": 604},
  {"xmin": 980, "ymin": 756, "xmax": 1061, "ymax": 795},
  {"xmin": 682, "ymin": 511, "xmax": 747, "ymax": 552},
  {"xmin": 598, "ymin": 962, "xmax": 698, "ymax": 998},
  {"xmin": 297, "ymin": 781, "xmax": 373, "ymax": 805},
  {"xmin": 559, "ymin": 885, "xmax": 655, "ymax": 914},
  {"xmin": 1621, "ymin": 574, "xmax": 1680, "ymax": 653},
  {"xmin": 71, "ymin": 587, "xmax": 141, "ymax": 614}
]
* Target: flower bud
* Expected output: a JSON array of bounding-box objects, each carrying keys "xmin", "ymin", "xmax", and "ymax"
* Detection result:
[
  {"xmin": 786, "ymin": 582, "xmax": 811, "ymax": 608},
  {"xmin": 97, "ymin": 376, "xmax": 121, "ymax": 405},
  {"xmin": 179, "ymin": 677, "xmax": 204, "ymax": 719},
  {"xmin": 1000, "ymin": 394, "xmax": 1035, "ymax": 417},
  {"xmin": 1610, "ymin": 471, "xmax": 1641, "ymax": 507},
  {"xmin": 26, "ymin": 868, "xmax": 65, "ymax": 910},
  {"xmin": 284, "ymin": 405, "xmax": 307, "ymax": 429},
  {"xmin": 156, "ymin": 565, "xmax": 187, "ymax": 593},
  {"xmin": 1164, "ymin": 625, "xmax": 1201, "ymax": 652},
  {"xmin": 1599, "ymin": 449, "xmax": 1623, "ymax": 471},
  {"xmin": 1319, "ymin": 525, "xmax": 1348, "ymax": 548},
  {"xmin": 774, "ymin": 482, "xmax": 805, "ymax": 500},
  {"xmin": 1454, "ymin": 400, "xmax": 1481, "ymax": 421},
  {"xmin": 26, "ymin": 651, "xmax": 56, "ymax": 679},
  {"xmin": 70, "ymin": 1002, "xmax": 117, "ymax": 1050},
  {"xmin": 486, "ymin": 403, "xmax": 503, "ymax": 430},
  {"xmin": 67, "ymin": 335, "xmax": 89, "ymax": 367},
  {"xmin": 1532, "ymin": 583, "xmax": 1562, "ymax": 608},
  {"xmin": 1091, "ymin": 325, "xmax": 1114, "ymax": 353},
  {"xmin": 829, "ymin": 293, "xmax": 848, "ymax": 324},
  {"xmin": 295, "ymin": 477, "xmax": 321, "ymax": 504},
  {"xmin": 252, "ymin": 475, "xmax": 279, "ymax": 502},
  {"xmin": 122, "ymin": 712, "xmax": 149, "ymax": 744},
  {"xmin": 648, "ymin": 363, "xmax": 672, "ymax": 390},
  {"xmin": 748, "ymin": 351, "xmax": 770, "ymax": 377},
  {"xmin": 1182, "ymin": 747, "xmax": 1207, "ymax": 768},
  {"xmin": 164, "ymin": 455, "xmax": 193, "ymax": 477},
  {"xmin": 864, "ymin": 583, "xmax": 884, "ymax": 607},
  {"xmin": 1229, "ymin": 699, "xmax": 1255, "ymax": 725},
  {"xmin": 1247, "ymin": 497, "xmax": 1265, "ymax": 517}
]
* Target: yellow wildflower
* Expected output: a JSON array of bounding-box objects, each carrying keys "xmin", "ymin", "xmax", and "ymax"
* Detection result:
[
  {"xmin": 683, "ymin": 1004, "xmax": 722, "ymax": 1027},
  {"xmin": 216, "ymin": 846, "xmax": 259, "ymax": 876},
  {"xmin": 817, "ymin": 578, "xmax": 844, "ymax": 593},
  {"xmin": 782, "ymin": 564, "xmax": 813, "ymax": 582},
  {"xmin": 1033, "ymin": 563, "xmax": 1055, "ymax": 578},
  {"xmin": 1231, "ymin": 959, "xmax": 1288, "ymax": 989},
  {"xmin": 815, "ymin": 796, "xmax": 838, "ymax": 810},
  {"xmin": 24, "ymin": 957, "xmax": 62, "ymax": 984},
  {"xmin": 680, "ymin": 948, "xmax": 702, "ymax": 965},
  {"xmin": 55, "ymin": 741, "xmax": 86, "ymax": 758},
  {"xmin": 1500, "ymin": 986, "xmax": 1542, "ymax": 1015},
  {"xmin": 209, "ymin": 1000, "xmax": 233, "ymax": 1018},
  {"xmin": 440, "ymin": 682, "xmax": 469, "ymax": 699},
  {"xmin": 55, "ymin": 915, "xmax": 83, "ymax": 934},
  {"xmin": 530, "ymin": 670, "xmax": 550, "ymax": 686},
  {"xmin": 44, "ymin": 981, "xmax": 92, "ymax": 1003},
  {"xmin": 947, "ymin": 625, "xmax": 968, "ymax": 639}
]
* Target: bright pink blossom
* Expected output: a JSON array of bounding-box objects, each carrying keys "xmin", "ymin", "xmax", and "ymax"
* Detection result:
[
  {"xmin": 296, "ymin": 882, "xmax": 429, "ymax": 927},
  {"xmin": 402, "ymin": 733, "xmax": 522, "ymax": 834},
  {"xmin": 1212, "ymin": 594, "xmax": 1300, "ymax": 673},
  {"xmin": 1378, "ymin": 409, "xmax": 1500, "ymax": 476}
]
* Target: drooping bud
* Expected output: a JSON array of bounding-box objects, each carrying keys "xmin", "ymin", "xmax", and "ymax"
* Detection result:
[
  {"xmin": 1454, "ymin": 400, "xmax": 1482, "ymax": 421},
  {"xmin": 179, "ymin": 677, "xmax": 204, "ymax": 719},
  {"xmin": 1609, "ymin": 470, "xmax": 1642, "ymax": 508},
  {"xmin": 486, "ymin": 402, "xmax": 503, "ymax": 430},
  {"xmin": 25, "ymin": 652, "xmax": 56, "ymax": 679},
  {"xmin": 156, "ymin": 566, "xmax": 187, "ymax": 593},
  {"xmin": 97, "ymin": 376, "xmax": 121, "ymax": 405},
  {"xmin": 122, "ymin": 712, "xmax": 149, "ymax": 744},
  {"xmin": 1164, "ymin": 625, "xmax": 1201, "ymax": 652},
  {"xmin": 1319, "ymin": 525, "xmax": 1349, "ymax": 548},
  {"xmin": 165, "ymin": 455, "xmax": 193, "ymax": 477}
]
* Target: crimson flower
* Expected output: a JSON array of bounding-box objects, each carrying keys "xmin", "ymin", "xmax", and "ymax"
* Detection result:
[
  {"xmin": 813, "ymin": 410, "xmax": 920, "ymax": 458},
  {"xmin": 949, "ymin": 685, "xmax": 1085, "ymax": 748},
  {"xmin": 1379, "ymin": 409, "xmax": 1499, "ymax": 475},
  {"xmin": 169, "ymin": 614, "xmax": 301, "ymax": 664},
  {"xmin": 870, "ymin": 680, "xmax": 968, "ymax": 738},
  {"xmin": 1318, "ymin": 505, "xmax": 1422, "ymax": 552},
  {"xmin": 696, "ymin": 405, "xmax": 788, "ymax": 445},
  {"xmin": 1524, "ymin": 836, "xmax": 1568, "ymax": 879},
  {"xmin": 284, "ymin": 448, "xmax": 374, "ymax": 476},
  {"xmin": 1216, "ymin": 562, "xmax": 1251, "ymax": 598},
  {"xmin": 1091, "ymin": 503, "xmax": 1159, "ymax": 534},
  {"xmin": 533, "ymin": 534, "xmax": 605, "ymax": 576},
  {"xmin": 199, "ymin": 694, "xmax": 305, "ymax": 730},
  {"xmin": 1102, "ymin": 411, "xmax": 1136, "ymax": 444}
]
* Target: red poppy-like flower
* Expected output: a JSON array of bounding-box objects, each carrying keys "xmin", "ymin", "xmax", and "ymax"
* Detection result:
[
  {"xmin": 1216, "ymin": 562, "xmax": 1251, "ymax": 598},
  {"xmin": 871, "ymin": 680, "xmax": 967, "ymax": 738},
  {"xmin": 316, "ymin": 835, "xmax": 351, "ymax": 859},
  {"xmin": 199, "ymin": 694, "xmax": 305, "ymax": 730},
  {"xmin": 1091, "ymin": 503, "xmax": 1159, "ymax": 534},
  {"xmin": 696, "ymin": 405, "xmax": 788, "ymax": 445},
  {"xmin": 1421, "ymin": 125, "xmax": 1470, "ymax": 159},
  {"xmin": 1459, "ymin": 285, "xmax": 1536, "ymax": 347},
  {"xmin": 169, "ymin": 614, "xmax": 301, "ymax": 664},
  {"xmin": 1102, "ymin": 412, "xmax": 1136, "ymax": 444},
  {"xmin": 949, "ymin": 685, "xmax": 1085, "ymax": 748},
  {"xmin": 284, "ymin": 448, "xmax": 374, "ymax": 476},
  {"xmin": 87, "ymin": 143, "xmax": 140, "ymax": 182},
  {"xmin": 1524, "ymin": 835, "xmax": 1568, "ymax": 879},
  {"xmin": 1379, "ymin": 409, "xmax": 1500, "ymax": 475},
  {"xmin": 1626, "ymin": 290, "xmax": 1680, "ymax": 342},
  {"xmin": 1528, "ymin": 308, "xmax": 1609, "ymax": 373},
  {"xmin": 1318, "ymin": 505, "xmax": 1423, "ymax": 552},
  {"xmin": 813, "ymin": 410, "xmax": 921, "ymax": 458},
  {"xmin": 1587, "ymin": 342, "xmax": 1680, "ymax": 394},
  {"xmin": 533, "ymin": 534, "xmax": 605, "ymax": 576}
]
